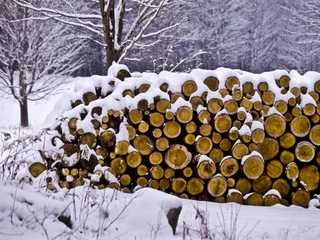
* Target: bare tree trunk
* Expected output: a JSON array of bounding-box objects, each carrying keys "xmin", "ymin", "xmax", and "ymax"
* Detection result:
[{"xmin": 19, "ymin": 97, "xmax": 29, "ymax": 127}]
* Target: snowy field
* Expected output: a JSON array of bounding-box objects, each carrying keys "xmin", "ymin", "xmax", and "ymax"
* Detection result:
[{"xmin": 1, "ymin": 75, "xmax": 320, "ymax": 240}]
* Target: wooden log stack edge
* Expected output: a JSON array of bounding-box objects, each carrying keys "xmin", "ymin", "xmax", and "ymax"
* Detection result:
[{"xmin": 30, "ymin": 64, "xmax": 320, "ymax": 209}]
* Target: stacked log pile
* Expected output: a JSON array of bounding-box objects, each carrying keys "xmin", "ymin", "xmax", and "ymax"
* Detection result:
[{"xmin": 30, "ymin": 64, "xmax": 320, "ymax": 208}]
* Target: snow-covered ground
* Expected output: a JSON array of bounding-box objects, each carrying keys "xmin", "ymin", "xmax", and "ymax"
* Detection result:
[{"xmin": 1, "ymin": 73, "xmax": 320, "ymax": 240}]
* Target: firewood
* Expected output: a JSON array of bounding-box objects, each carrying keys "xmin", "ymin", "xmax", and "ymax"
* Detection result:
[
  {"xmin": 129, "ymin": 109, "xmax": 143, "ymax": 125},
  {"xmin": 242, "ymin": 81, "xmax": 253, "ymax": 95},
  {"xmin": 80, "ymin": 153, "xmax": 98, "ymax": 170},
  {"xmin": 303, "ymin": 103, "xmax": 316, "ymax": 116},
  {"xmin": 232, "ymin": 89, "xmax": 243, "ymax": 101},
  {"xmin": 190, "ymin": 96, "xmax": 204, "ymax": 111},
  {"xmin": 83, "ymin": 92, "xmax": 97, "ymax": 105},
  {"xmin": 152, "ymin": 128, "xmax": 162, "ymax": 139},
  {"xmin": 299, "ymin": 165, "xmax": 319, "ymax": 191},
  {"xmin": 184, "ymin": 133, "xmax": 195, "ymax": 145},
  {"xmin": 240, "ymin": 97, "xmax": 253, "ymax": 111},
  {"xmin": 257, "ymin": 138, "xmax": 279, "ymax": 161},
  {"xmin": 164, "ymin": 144, "xmax": 192, "ymax": 170},
  {"xmin": 214, "ymin": 114, "xmax": 232, "ymax": 133},
  {"xmin": 279, "ymin": 132, "xmax": 296, "ymax": 149},
  {"xmin": 257, "ymin": 81, "xmax": 268, "ymax": 92},
  {"xmin": 228, "ymin": 128, "xmax": 239, "ymax": 141},
  {"xmin": 116, "ymin": 69, "xmax": 131, "ymax": 81},
  {"xmin": 164, "ymin": 168, "xmax": 175, "ymax": 180},
  {"xmin": 245, "ymin": 192, "xmax": 264, "ymax": 206},
  {"xmin": 199, "ymin": 123, "xmax": 212, "ymax": 137},
  {"xmin": 148, "ymin": 179, "xmax": 159, "ymax": 189},
  {"xmin": 265, "ymin": 113, "xmax": 286, "ymax": 138},
  {"xmin": 79, "ymin": 132, "xmax": 97, "ymax": 149},
  {"xmin": 159, "ymin": 179, "xmax": 170, "ymax": 191},
  {"xmin": 226, "ymin": 190, "xmax": 243, "ymax": 204},
  {"xmin": 224, "ymin": 99, "xmax": 238, "ymax": 115},
  {"xmin": 186, "ymin": 121, "xmax": 197, "ymax": 134},
  {"xmin": 99, "ymin": 130, "xmax": 116, "ymax": 148},
  {"xmin": 137, "ymin": 99, "xmax": 149, "ymax": 111},
  {"xmin": 207, "ymin": 174, "xmax": 228, "ymax": 197},
  {"xmin": 176, "ymin": 106, "xmax": 193, "ymax": 124},
  {"xmin": 215, "ymin": 196, "xmax": 226, "ymax": 203},
  {"xmin": 115, "ymin": 140, "xmax": 130, "ymax": 156},
  {"xmin": 272, "ymin": 178, "xmax": 290, "ymax": 197},
  {"xmin": 242, "ymin": 154, "xmax": 264, "ymax": 180},
  {"xmin": 235, "ymin": 178, "xmax": 252, "ymax": 195},
  {"xmin": 295, "ymin": 141, "xmax": 315, "ymax": 162},
  {"xmin": 211, "ymin": 132, "xmax": 222, "ymax": 144},
  {"xmin": 149, "ymin": 112, "xmax": 164, "ymax": 127},
  {"xmin": 219, "ymin": 138, "xmax": 232, "ymax": 152},
  {"xmin": 163, "ymin": 121, "xmax": 181, "ymax": 138},
  {"xmin": 204, "ymin": 76, "xmax": 219, "ymax": 91},
  {"xmin": 155, "ymin": 137, "xmax": 169, "ymax": 151},
  {"xmin": 182, "ymin": 80, "xmax": 197, "ymax": 97},
  {"xmin": 149, "ymin": 151, "xmax": 163, "ymax": 165},
  {"xmin": 126, "ymin": 151, "xmax": 142, "ymax": 168},
  {"xmin": 133, "ymin": 134, "xmax": 154, "ymax": 156},
  {"xmin": 220, "ymin": 156, "xmax": 239, "ymax": 178},
  {"xmin": 110, "ymin": 157, "xmax": 127, "ymax": 175},
  {"xmin": 232, "ymin": 141, "xmax": 249, "ymax": 160},
  {"xmin": 219, "ymin": 89, "xmax": 229, "ymax": 97},
  {"xmin": 285, "ymin": 162, "xmax": 299, "ymax": 181},
  {"xmin": 68, "ymin": 117, "xmax": 78, "ymax": 129},
  {"xmin": 137, "ymin": 83, "xmax": 150, "ymax": 93},
  {"xmin": 160, "ymin": 82, "xmax": 169, "ymax": 92},
  {"xmin": 196, "ymin": 159, "xmax": 216, "ymax": 180},
  {"xmin": 248, "ymin": 143, "xmax": 257, "ymax": 153},
  {"xmin": 252, "ymin": 174, "xmax": 272, "ymax": 194},
  {"xmin": 187, "ymin": 177, "xmax": 204, "ymax": 196},
  {"xmin": 195, "ymin": 136, "xmax": 213, "ymax": 154},
  {"xmin": 150, "ymin": 165, "xmax": 164, "ymax": 180},
  {"xmin": 225, "ymin": 76, "xmax": 240, "ymax": 91},
  {"xmin": 126, "ymin": 124, "xmax": 136, "ymax": 141},
  {"xmin": 136, "ymin": 176, "xmax": 148, "ymax": 187},
  {"xmin": 280, "ymin": 150, "xmax": 295, "ymax": 165},
  {"xmin": 29, "ymin": 162, "xmax": 46, "ymax": 178},
  {"xmin": 172, "ymin": 177, "xmax": 187, "ymax": 194},
  {"xmin": 266, "ymin": 160, "xmax": 283, "ymax": 179},
  {"xmin": 290, "ymin": 115, "xmax": 311, "ymax": 137},
  {"xmin": 137, "ymin": 164, "xmax": 148, "ymax": 176},
  {"xmin": 208, "ymin": 148, "xmax": 224, "ymax": 164},
  {"xmin": 183, "ymin": 167, "xmax": 193, "ymax": 178},
  {"xmin": 198, "ymin": 109, "xmax": 211, "ymax": 123},
  {"xmin": 70, "ymin": 168, "xmax": 79, "ymax": 177},
  {"xmin": 138, "ymin": 121, "xmax": 149, "ymax": 134},
  {"xmin": 311, "ymin": 114, "xmax": 320, "ymax": 124},
  {"xmin": 309, "ymin": 125, "xmax": 320, "ymax": 146},
  {"xmin": 262, "ymin": 91, "xmax": 275, "ymax": 106},
  {"xmin": 291, "ymin": 189, "xmax": 311, "ymax": 208},
  {"xmin": 120, "ymin": 174, "xmax": 131, "ymax": 187},
  {"xmin": 264, "ymin": 193, "xmax": 281, "ymax": 206},
  {"xmin": 227, "ymin": 178, "xmax": 236, "ymax": 188},
  {"xmin": 156, "ymin": 98, "xmax": 171, "ymax": 114}
]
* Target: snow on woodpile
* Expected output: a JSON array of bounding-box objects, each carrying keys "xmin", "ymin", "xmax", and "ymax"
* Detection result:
[{"xmin": 25, "ymin": 63, "xmax": 320, "ymax": 209}]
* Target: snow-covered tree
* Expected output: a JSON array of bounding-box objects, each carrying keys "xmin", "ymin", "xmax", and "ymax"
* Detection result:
[
  {"xmin": 0, "ymin": 0, "xmax": 84, "ymax": 127},
  {"xmin": 13, "ymin": 0, "xmax": 185, "ymax": 68}
]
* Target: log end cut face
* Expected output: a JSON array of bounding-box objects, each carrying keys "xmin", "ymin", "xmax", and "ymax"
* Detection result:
[
  {"xmin": 165, "ymin": 144, "xmax": 192, "ymax": 170},
  {"xmin": 265, "ymin": 114, "xmax": 286, "ymax": 138},
  {"xmin": 290, "ymin": 115, "xmax": 311, "ymax": 137},
  {"xmin": 242, "ymin": 156, "xmax": 264, "ymax": 180}
]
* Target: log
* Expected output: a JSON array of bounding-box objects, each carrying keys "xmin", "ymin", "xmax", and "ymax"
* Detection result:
[
  {"xmin": 120, "ymin": 174, "xmax": 131, "ymax": 187},
  {"xmin": 242, "ymin": 81, "xmax": 253, "ymax": 95},
  {"xmin": 279, "ymin": 132, "xmax": 296, "ymax": 149},
  {"xmin": 195, "ymin": 136, "xmax": 213, "ymax": 154},
  {"xmin": 80, "ymin": 153, "xmax": 98, "ymax": 170},
  {"xmin": 291, "ymin": 189, "xmax": 311, "ymax": 208},
  {"xmin": 264, "ymin": 192, "xmax": 281, "ymax": 206},
  {"xmin": 183, "ymin": 167, "xmax": 193, "ymax": 178},
  {"xmin": 150, "ymin": 165, "xmax": 164, "ymax": 180},
  {"xmin": 252, "ymin": 174, "xmax": 272, "ymax": 194},
  {"xmin": 237, "ymin": 108, "xmax": 247, "ymax": 121},
  {"xmin": 211, "ymin": 132, "xmax": 222, "ymax": 144},
  {"xmin": 272, "ymin": 178, "xmax": 290, "ymax": 198},
  {"xmin": 209, "ymin": 148, "xmax": 224, "ymax": 164},
  {"xmin": 227, "ymin": 178, "xmax": 236, "ymax": 188},
  {"xmin": 207, "ymin": 98, "xmax": 222, "ymax": 114},
  {"xmin": 258, "ymin": 81, "xmax": 268, "ymax": 92},
  {"xmin": 242, "ymin": 153, "xmax": 264, "ymax": 180},
  {"xmin": 215, "ymin": 196, "xmax": 226, "ymax": 203},
  {"xmin": 232, "ymin": 89, "xmax": 243, "ymax": 101},
  {"xmin": 190, "ymin": 96, "xmax": 204, "ymax": 111},
  {"xmin": 248, "ymin": 143, "xmax": 257, "ymax": 153},
  {"xmin": 138, "ymin": 121, "xmax": 149, "ymax": 133},
  {"xmin": 136, "ymin": 176, "xmax": 148, "ymax": 187},
  {"xmin": 164, "ymin": 168, "xmax": 175, "ymax": 180},
  {"xmin": 156, "ymin": 137, "xmax": 169, "ymax": 151},
  {"xmin": 219, "ymin": 156, "xmax": 239, "ymax": 178},
  {"xmin": 165, "ymin": 111, "xmax": 175, "ymax": 121},
  {"xmin": 224, "ymin": 99, "xmax": 238, "ymax": 115},
  {"xmin": 266, "ymin": 160, "xmax": 283, "ymax": 179},
  {"xmin": 314, "ymin": 80, "xmax": 320, "ymax": 93},
  {"xmin": 303, "ymin": 103, "xmax": 316, "ymax": 116},
  {"xmin": 29, "ymin": 162, "xmax": 46, "ymax": 178},
  {"xmin": 184, "ymin": 133, "xmax": 195, "ymax": 145},
  {"xmin": 225, "ymin": 76, "xmax": 240, "ymax": 91},
  {"xmin": 115, "ymin": 140, "xmax": 130, "ymax": 156},
  {"xmin": 274, "ymin": 100, "xmax": 288, "ymax": 114},
  {"xmin": 176, "ymin": 106, "xmax": 193, "ymax": 124},
  {"xmin": 198, "ymin": 109, "xmax": 211, "ymax": 123},
  {"xmin": 316, "ymin": 150, "xmax": 320, "ymax": 166},
  {"xmin": 199, "ymin": 123, "xmax": 212, "ymax": 137},
  {"xmin": 156, "ymin": 98, "xmax": 171, "ymax": 113},
  {"xmin": 149, "ymin": 151, "xmax": 163, "ymax": 165},
  {"xmin": 149, "ymin": 112, "xmax": 164, "ymax": 128},
  {"xmin": 172, "ymin": 177, "xmax": 187, "ymax": 194},
  {"xmin": 148, "ymin": 179, "xmax": 159, "ymax": 189},
  {"xmin": 129, "ymin": 109, "xmax": 143, "ymax": 125},
  {"xmin": 186, "ymin": 121, "xmax": 197, "ymax": 134},
  {"xmin": 204, "ymin": 76, "xmax": 219, "ymax": 91},
  {"xmin": 99, "ymin": 130, "xmax": 116, "ymax": 148},
  {"xmin": 137, "ymin": 164, "xmax": 148, "ymax": 176},
  {"xmin": 187, "ymin": 178, "xmax": 204, "ymax": 196},
  {"xmin": 152, "ymin": 128, "xmax": 162, "ymax": 139},
  {"xmin": 235, "ymin": 178, "xmax": 252, "ymax": 195},
  {"xmin": 279, "ymin": 75, "xmax": 290, "ymax": 89},
  {"xmin": 110, "ymin": 157, "xmax": 127, "ymax": 175},
  {"xmin": 285, "ymin": 162, "xmax": 299, "ymax": 181},
  {"xmin": 219, "ymin": 138, "xmax": 232, "ymax": 152},
  {"xmin": 214, "ymin": 114, "xmax": 232, "ymax": 133},
  {"xmin": 163, "ymin": 121, "xmax": 181, "ymax": 138},
  {"xmin": 164, "ymin": 144, "xmax": 192, "ymax": 170},
  {"xmin": 133, "ymin": 134, "xmax": 154, "ymax": 155},
  {"xmin": 219, "ymin": 89, "xmax": 229, "ymax": 97},
  {"xmin": 226, "ymin": 190, "xmax": 244, "ymax": 204},
  {"xmin": 70, "ymin": 168, "xmax": 79, "ymax": 177},
  {"xmin": 182, "ymin": 80, "xmax": 197, "ymax": 97},
  {"xmin": 290, "ymin": 115, "xmax": 311, "ymax": 137},
  {"xmin": 262, "ymin": 91, "xmax": 275, "ymax": 106},
  {"xmin": 257, "ymin": 138, "xmax": 279, "ymax": 161},
  {"xmin": 116, "ymin": 69, "xmax": 131, "ymax": 81},
  {"xmin": 137, "ymin": 99, "xmax": 149, "ymax": 111},
  {"xmin": 245, "ymin": 192, "xmax": 264, "ymax": 206},
  {"xmin": 309, "ymin": 125, "xmax": 320, "ymax": 146},
  {"xmin": 232, "ymin": 141, "xmax": 249, "ymax": 160},
  {"xmin": 240, "ymin": 97, "xmax": 253, "ymax": 111},
  {"xmin": 159, "ymin": 179, "xmax": 170, "ymax": 191},
  {"xmin": 126, "ymin": 151, "xmax": 142, "ymax": 168},
  {"xmin": 311, "ymin": 114, "xmax": 320, "ymax": 124},
  {"xmin": 207, "ymin": 174, "xmax": 228, "ymax": 197},
  {"xmin": 79, "ymin": 132, "xmax": 97, "ymax": 149},
  {"xmin": 228, "ymin": 128, "xmax": 239, "ymax": 141},
  {"xmin": 299, "ymin": 165, "xmax": 319, "ymax": 191},
  {"xmin": 260, "ymin": 105, "xmax": 270, "ymax": 117},
  {"xmin": 83, "ymin": 92, "xmax": 97, "ymax": 105},
  {"xmin": 196, "ymin": 159, "xmax": 216, "ymax": 180},
  {"xmin": 280, "ymin": 150, "xmax": 295, "ymax": 165},
  {"xmin": 265, "ymin": 113, "xmax": 286, "ymax": 138},
  {"xmin": 295, "ymin": 141, "xmax": 315, "ymax": 162}
]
